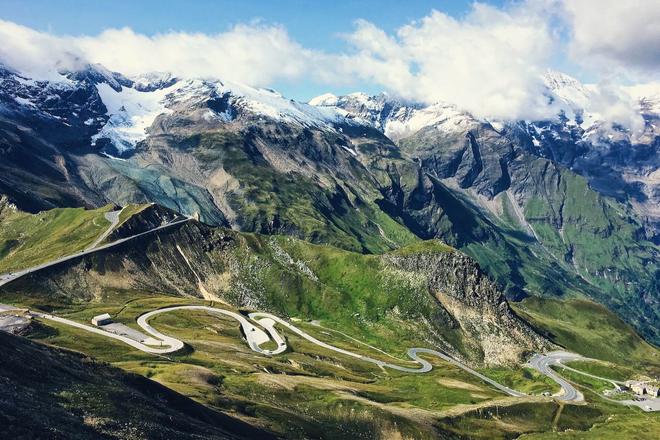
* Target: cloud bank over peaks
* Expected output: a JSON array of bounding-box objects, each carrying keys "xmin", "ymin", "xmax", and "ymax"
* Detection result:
[
  {"xmin": 0, "ymin": 0, "xmax": 656, "ymax": 130},
  {"xmin": 337, "ymin": 3, "xmax": 560, "ymax": 121},
  {"xmin": 0, "ymin": 19, "xmax": 313, "ymax": 86},
  {"xmin": 563, "ymin": 0, "xmax": 660, "ymax": 77}
]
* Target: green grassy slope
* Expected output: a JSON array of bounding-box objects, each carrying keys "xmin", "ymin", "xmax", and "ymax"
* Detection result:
[
  {"xmin": 520, "ymin": 168, "xmax": 659, "ymax": 343},
  {"xmin": 20, "ymin": 293, "xmax": 503, "ymax": 439},
  {"xmin": 512, "ymin": 296, "xmax": 660, "ymax": 373},
  {"xmin": 0, "ymin": 204, "xmax": 113, "ymax": 273},
  {"xmin": 519, "ymin": 412, "xmax": 660, "ymax": 440},
  {"xmin": 16, "ymin": 293, "xmax": 604, "ymax": 440}
]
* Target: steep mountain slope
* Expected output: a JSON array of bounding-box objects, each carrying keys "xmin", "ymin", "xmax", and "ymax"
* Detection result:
[
  {"xmin": 0, "ymin": 64, "xmax": 414, "ymax": 252},
  {"xmin": 311, "ymin": 80, "xmax": 660, "ymax": 344},
  {"xmin": 0, "ymin": 63, "xmax": 658, "ymax": 345},
  {"xmin": 313, "ymin": 71, "xmax": 660, "ymax": 242},
  {"xmin": 0, "ymin": 330, "xmax": 273, "ymax": 439},
  {"xmin": 512, "ymin": 296, "xmax": 660, "ymax": 372}
]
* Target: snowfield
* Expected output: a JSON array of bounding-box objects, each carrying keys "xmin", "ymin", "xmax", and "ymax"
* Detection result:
[{"xmin": 92, "ymin": 81, "xmax": 178, "ymax": 153}]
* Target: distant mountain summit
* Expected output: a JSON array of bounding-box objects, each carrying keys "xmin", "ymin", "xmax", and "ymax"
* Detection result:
[
  {"xmin": 1, "ymin": 63, "xmax": 358, "ymax": 157},
  {"xmin": 309, "ymin": 71, "xmax": 660, "ymax": 241}
]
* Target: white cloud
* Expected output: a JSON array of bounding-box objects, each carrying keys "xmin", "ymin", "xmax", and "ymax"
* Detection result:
[
  {"xmin": 0, "ymin": 20, "xmax": 86, "ymax": 80},
  {"xmin": 588, "ymin": 82, "xmax": 646, "ymax": 133},
  {"xmin": 335, "ymin": 3, "xmax": 561, "ymax": 120},
  {"xmin": 0, "ymin": 19, "xmax": 312, "ymax": 86},
  {"xmin": 562, "ymin": 0, "xmax": 660, "ymax": 76},
  {"xmin": 0, "ymin": 0, "xmax": 656, "ymax": 127}
]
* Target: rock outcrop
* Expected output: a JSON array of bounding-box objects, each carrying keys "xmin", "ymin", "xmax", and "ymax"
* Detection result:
[{"xmin": 384, "ymin": 249, "xmax": 553, "ymax": 366}]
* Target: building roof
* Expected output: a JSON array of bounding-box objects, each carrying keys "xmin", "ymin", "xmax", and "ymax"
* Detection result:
[{"xmin": 92, "ymin": 313, "xmax": 111, "ymax": 321}]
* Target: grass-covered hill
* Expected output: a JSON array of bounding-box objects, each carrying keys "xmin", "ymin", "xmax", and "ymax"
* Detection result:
[
  {"xmin": 0, "ymin": 199, "xmax": 115, "ymax": 273},
  {"xmin": 512, "ymin": 296, "xmax": 660, "ymax": 375},
  {"xmin": 0, "ymin": 204, "xmax": 551, "ymax": 367}
]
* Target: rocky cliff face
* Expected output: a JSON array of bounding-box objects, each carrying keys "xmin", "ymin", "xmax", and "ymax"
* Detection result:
[
  {"xmin": 107, "ymin": 204, "xmax": 202, "ymax": 240},
  {"xmin": 384, "ymin": 250, "xmax": 552, "ymax": 366}
]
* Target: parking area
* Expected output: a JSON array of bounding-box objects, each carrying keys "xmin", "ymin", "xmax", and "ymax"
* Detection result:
[{"xmin": 99, "ymin": 322, "xmax": 151, "ymax": 343}]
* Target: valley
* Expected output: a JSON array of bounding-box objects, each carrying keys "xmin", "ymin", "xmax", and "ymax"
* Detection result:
[{"xmin": 1, "ymin": 203, "xmax": 659, "ymax": 438}]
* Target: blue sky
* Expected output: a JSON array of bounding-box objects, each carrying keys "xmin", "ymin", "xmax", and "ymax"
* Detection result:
[
  {"xmin": 0, "ymin": 0, "xmax": 506, "ymax": 99},
  {"xmin": 0, "ymin": 1, "xmax": 503, "ymax": 43}
]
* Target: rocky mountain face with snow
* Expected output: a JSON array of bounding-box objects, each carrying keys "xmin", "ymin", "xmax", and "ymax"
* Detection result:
[
  {"xmin": 0, "ymin": 64, "xmax": 658, "ymax": 344},
  {"xmin": 312, "ymin": 72, "xmax": 660, "ymax": 242}
]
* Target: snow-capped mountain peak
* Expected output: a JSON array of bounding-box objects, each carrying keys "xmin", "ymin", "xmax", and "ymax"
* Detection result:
[
  {"xmin": 91, "ymin": 78, "xmax": 180, "ymax": 153},
  {"xmin": 308, "ymin": 93, "xmax": 338, "ymax": 106},
  {"xmin": 63, "ymin": 63, "xmax": 133, "ymax": 92},
  {"xmin": 89, "ymin": 73, "xmax": 356, "ymax": 154},
  {"xmin": 542, "ymin": 69, "xmax": 593, "ymax": 110},
  {"xmin": 130, "ymin": 72, "xmax": 178, "ymax": 92},
  {"xmin": 4, "ymin": 62, "xmax": 659, "ymax": 159},
  {"xmin": 310, "ymin": 70, "xmax": 660, "ymax": 145},
  {"xmin": 1, "ymin": 63, "xmax": 369, "ymax": 156},
  {"xmin": 309, "ymin": 91, "xmax": 473, "ymax": 141}
]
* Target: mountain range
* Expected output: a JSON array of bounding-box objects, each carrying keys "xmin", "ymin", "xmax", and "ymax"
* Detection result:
[{"xmin": 1, "ymin": 63, "xmax": 657, "ymax": 345}]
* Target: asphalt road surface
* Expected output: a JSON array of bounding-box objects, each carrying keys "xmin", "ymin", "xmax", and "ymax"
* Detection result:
[
  {"xmin": 527, "ymin": 352, "xmax": 584, "ymax": 402},
  {"xmin": 85, "ymin": 208, "xmax": 123, "ymax": 250}
]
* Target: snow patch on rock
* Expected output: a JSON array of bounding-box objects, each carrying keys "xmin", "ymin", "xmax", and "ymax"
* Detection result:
[{"xmin": 92, "ymin": 81, "xmax": 177, "ymax": 153}]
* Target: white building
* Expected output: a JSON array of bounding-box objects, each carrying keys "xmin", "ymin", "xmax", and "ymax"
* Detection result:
[{"xmin": 91, "ymin": 313, "xmax": 112, "ymax": 326}]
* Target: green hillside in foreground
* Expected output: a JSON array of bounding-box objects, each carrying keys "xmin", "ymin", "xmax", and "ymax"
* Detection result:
[
  {"xmin": 0, "ymin": 329, "xmax": 271, "ymax": 439},
  {"xmin": 2, "ymin": 204, "xmax": 659, "ymax": 438}
]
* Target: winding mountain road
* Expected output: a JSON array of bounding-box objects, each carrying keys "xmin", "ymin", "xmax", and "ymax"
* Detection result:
[
  {"xmin": 3, "ymin": 299, "xmax": 599, "ymax": 402},
  {"xmin": 527, "ymin": 352, "xmax": 584, "ymax": 402},
  {"xmin": 85, "ymin": 208, "xmax": 123, "ymax": 251},
  {"xmin": 25, "ymin": 305, "xmax": 524, "ymax": 396},
  {"xmin": 26, "ymin": 304, "xmax": 656, "ymax": 410},
  {"xmin": 249, "ymin": 312, "xmax": 526, "ymax": 397},
  {"xmin": 0, "ymin": 212, "xmax": 594, "ymax": 404}
]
